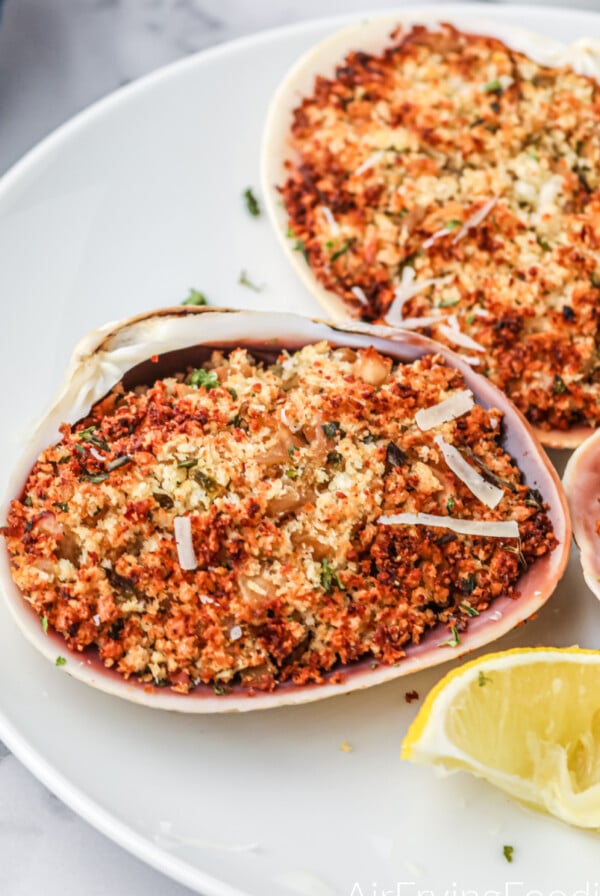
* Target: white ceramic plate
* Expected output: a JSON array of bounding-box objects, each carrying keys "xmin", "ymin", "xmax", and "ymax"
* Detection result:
[{"xmin": 1, "ymin": 6, "xmax": 600, "ymax": 895}]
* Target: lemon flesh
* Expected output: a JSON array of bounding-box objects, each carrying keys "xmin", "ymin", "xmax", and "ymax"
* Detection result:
[{"xmin": 402, "ymin": 647, "xmax": 600, "ymax": 829}]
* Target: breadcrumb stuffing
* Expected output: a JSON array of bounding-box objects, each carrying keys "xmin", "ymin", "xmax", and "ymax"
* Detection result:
[
  {"xmin": 281, "ymin": 24, "xmax": 600, "ymax": 433},
  {"xmin": 4, "ymin": 343, "xmax": 555, "ymax": 693}
]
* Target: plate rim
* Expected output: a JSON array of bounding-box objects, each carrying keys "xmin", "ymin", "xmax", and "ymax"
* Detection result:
[{"xmin": 0, "ymin": 5, "xmax": 597, "ymax": 894}]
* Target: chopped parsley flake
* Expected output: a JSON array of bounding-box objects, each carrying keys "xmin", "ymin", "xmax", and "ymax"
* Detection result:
[
  {"xmin": 55, "ymin": 656, "xmax": 67, "ymax": 667},
  {"xmin": 23, "ymin": 495, "xmax": 33, "ymax": 507},
  {"xmin": 439, "ymin": 625, "xmax": 460, "ymax": 648},
  {"xmin": 460, "ymin": 601, "xmax": 479, "ymax": 616},
  {"xmin": 478, "ymin": 670, "xmax": 492, "ymax": 687},
  {"xmin": 330, "ymin": 240, "xmax": 352, "ymax": 262},
  {"xmin": 466, "ymin": 313, "xmax": 475, "ymax": 325},
  {"xmin": 322, "ymin": 421, "xmax": 343, "ymax": 439},
  {"xmin": 446, "ymin": 495, "xmax": 455, "ymax": 513},
  {"xmin": 445, "ymin": 220, "xmax": 462, "ymax": 230},
  {"xmin": 80, "ymin": 472, "xmax": 109, "ymax": 484},
  {"xmin": 483, "ymin": 79, "xmax": 502, "ymax": 94},
  {"xmin": 239, "ymin": 270, "xmax": 263, "ymax": 292},
  {"xmin": 182, "ymin": 289, "xmax": 208, "ymax": 307},
  {"xmin": 321, "ymin": 558, "xmax": 344, "ymax": 592},
  {"xmin": 438, "ymin": 297, "xmax": 460, "ymax": 308},
  {"xmin": 243, "ymin": 187, "xmax": 260, "ymax": 217},
  {"xmin": 284, "ymin": 468, "xmax": 298, "ymax": 479},
  {"xmin": 553, "ymin": 375, "xmax": 567, "ymax": 394},
  {"xmin": 503, "ymin": 845, "xmax": 514, "ymax": 863},
  {"xmin": 41, "ymin": 615, "xmax": 48, "ymax": 634},
  {"xmin": 189, "ymin": 368, "xmax": 219, "ymax": 390}
]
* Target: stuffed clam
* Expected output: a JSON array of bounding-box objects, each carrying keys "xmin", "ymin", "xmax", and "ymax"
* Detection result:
[
  {"xmin": 0, "ymin": 308, "xmax": 570, "ymax": 712},
  {"xmin": 261, "ymin": 12, "xmax": 600, "ymax": 448},
  {"xmin": 564, "ymin": 430, "xmax": 600, "ymax": 601}
]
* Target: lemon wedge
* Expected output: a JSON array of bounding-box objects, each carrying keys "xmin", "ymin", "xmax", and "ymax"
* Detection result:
[{"xmin": 402, "ymin": 647, "xmax": 600, "ymax": 829}]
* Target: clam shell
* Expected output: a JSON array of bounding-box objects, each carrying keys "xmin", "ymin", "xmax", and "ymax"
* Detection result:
[
  {"xmin": 260, "ymin": 12, "xmax": 600, "ymax": 449},
  {"xmin": 0, "ymin": 307, "xmax": 570, "ymax": 712},
  {"xmin": 564, "ymin": 430, "xmax": 600, "ymax": 599}
]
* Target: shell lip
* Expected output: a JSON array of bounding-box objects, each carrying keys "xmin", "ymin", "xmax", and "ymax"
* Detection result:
[
  {"xmin": 564, "ymin": 429, "xmax": 600, "ymax": 600},
  {"xmin": 0, "ymin": 307, "xmax": 571, "ymax": 713},
  {"xmin": 260, "ymin": 12, "xmax": 600, "ymax": 449}
]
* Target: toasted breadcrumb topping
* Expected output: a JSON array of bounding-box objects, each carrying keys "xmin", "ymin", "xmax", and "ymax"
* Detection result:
[
  {"xmin": 280, "ymin": 24, "xmax": 600, "ymax": 432},
  {"xmin": 4, "ymin": 343, "xmax": 555, "ymax": 693}
]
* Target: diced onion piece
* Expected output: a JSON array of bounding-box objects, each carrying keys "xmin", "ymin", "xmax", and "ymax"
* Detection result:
[
  {"xmin": 353, "ymin": 151, "xmax": 384, "ymax": 177},
  {"xmin": 415, "ymin": 389, "xmax": 474, "ymax": 431},
  {"xmin": 280, "ymin": 406, "xmax": 303, "ymax": 433},
  {"xmin": 351, "ymin": 285, "xmax": 369, "ymax": 305},
  {"xmin": 434, "ymin": 436, "xmax": 504, "ymax": 509},
  {"xmin": 230, "ymin": 625, "xmax": 242, "ymax": 642},
  {"xmin": 386, "ymin": 270, "xmax": 451, "ymax": 326},
  {"xmin": 378, "ymin": 512, "xmax": 518, "ymax": 539},
  {"xmin": 473, "ymin": 307, "xmax": 491, "ymax": 318},
  {"xmin": 438, "ymin": 324, "xmax": 486, "ymax": 353},
  {"xmin": 452, "ymin": 198, "xmax": 497, "ymax": 244},
  {"xmin": 174, "ymin": 516, "xmax": 197, "ymax": 570},
  {"xmin": 462, "ymin": 356, "xmax": 481, "ymax": 367},
  {"xmin": 321, "ymin": 205, "xmax": 339, "ymax": 236}
]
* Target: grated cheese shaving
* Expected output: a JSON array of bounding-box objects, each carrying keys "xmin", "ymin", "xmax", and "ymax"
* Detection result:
[
  {"xmin": 434, "ymin": 436, "xmax": 504, "ymax": 508},
  {"xmin": 378, "ymin": 512, "xmax": 519, "ymax": 539},
  {"xmin": 174, "ymin": 516, "xmax": 197, "ymax": 570},
  {"xmin": 452, "ymin": 198, "xmax": 497, "ymax": 244},
  {"xmin": 415, "ymin": 390, "xmax": 474, "ymax": 431},
  {"xmin": 353, "ymin": 150, "xmax": 384, "ymax": 176},
  {"xmin": 438, "ymin": 323, "xmax": 486, "ymax": 353},
  {"xmin": 321, "ymin": 205, "xmax": 339, "ymax": 236}
]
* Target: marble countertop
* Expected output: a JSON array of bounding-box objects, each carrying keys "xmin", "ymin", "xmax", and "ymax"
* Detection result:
[{"xmin": 0, "ymin": 0, "xmax": 588, "ymax": 894}]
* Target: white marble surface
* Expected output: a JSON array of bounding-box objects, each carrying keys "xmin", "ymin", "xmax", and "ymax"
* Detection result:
[{"xmin": 0, "ymin": 0, "xmax": 589, "ymax": 894}]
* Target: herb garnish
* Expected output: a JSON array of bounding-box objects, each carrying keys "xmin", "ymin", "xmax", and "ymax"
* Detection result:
[
  {"xmin": 182, "ymin": 289, "xmax": 208, "ymax": 306},
  {"xmin": 284, "ymin": 468, "xmax": 298, "ymax": 480},
  {"xmin": 439, "ymin": 625, "xmax": 461, "ymax": 648},
  {"xmin": 460, "ymin": 601, "xmax": 479, "ymax": 617},
  {"xmin": 553, "ymin": 375, "xmax": 567, "ymax": 394},
  {"xmin": 213, "ymin": 684, "xmax": 229, "ymax": 696},
  {"xmin": 483, "ymin": 79, "xmax": 502, "ymax": 94},
  {"xmin": 55, "ymin": 656, "xmax": 67, "ymax": 667},
  {"xmin": 23, "ymin": 495, "xmax": 33, "ymax": 507},
  {"xmin": 53, "ymin": 502, "xmax": 69, "ymax": 513},
  {"xmin": 287, "ymin": 227, "xmax": 308, "ymax": 261},
  {"xmin": 228, "ymin": 387, "xmax": 238, "ymax": 400},
  {"xmin": 466, "ymin": 313, "xmax": 475, "ymax": 325},
  {"xmin": 79, "ymin": 425, "xmax": 109, "ymax": 451},
  {"xmin": 239, "ymin": 270, "xmax": 263, "ymax": 292},
  {"xmin": 537, "ymin": 237, "xmax": 551, "ymax": 252},
  {"xmin": 177, "ymin": 458, "xmax": 198, "ymax": 469},
  {"xmin": 438, "ymin": 297, "xmax": 460, "ymax": 308},
  {"xmin": 41, "ymin": 616, "xmax": 48, "ymax": 635},
  {"xmin": 81, "ymin": 472, "xmax": 109, "ymax": 484},
  {"xmin": 189, "ymin": 368, "xmax": 219, "ymax": 390},
  {"xmin": 193, "ymin": 470, "xmax": 217, "ymax": 492},
  {"xmin": 478, "ymin": 670, "xmax": 491, "ymax": 687},
  {"xmin": 330, "ymin": 240, "xmax": 352, "ymax": 263},
  {"xmin": 591, "ymin": 272, "xmax": 600, "ymax": 289},
  {"xmin": 446, "ymin": 495, "xmax": 455, "ymax": 513},
  {"xmin": 503, "ymin": 845, "xmax": 514, "ymax": 863},
  {"xmin": 445, "ymin": 220, "xmax": 462, "ymax": 231},
  {"xmin": 326, "ymin": 450, "xmax": 342, "ymax": 466},
  {"xmin": 106, "ymin": 455, "xmax": 131, "ymax": 472},
  {"xmin": 322, "ymin": 421, "xmax": 343, "ymax": 439},
  {"xmin": 320, "ymin": 558, "xmax": 344, "ymax": 592},
  {"xmin": 243, "ymin": 187, "xmax": 260, "ymax": 217},
  {"xmin": 460, "ymin": 574, "xmax": 477, "ymax": 596}
]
